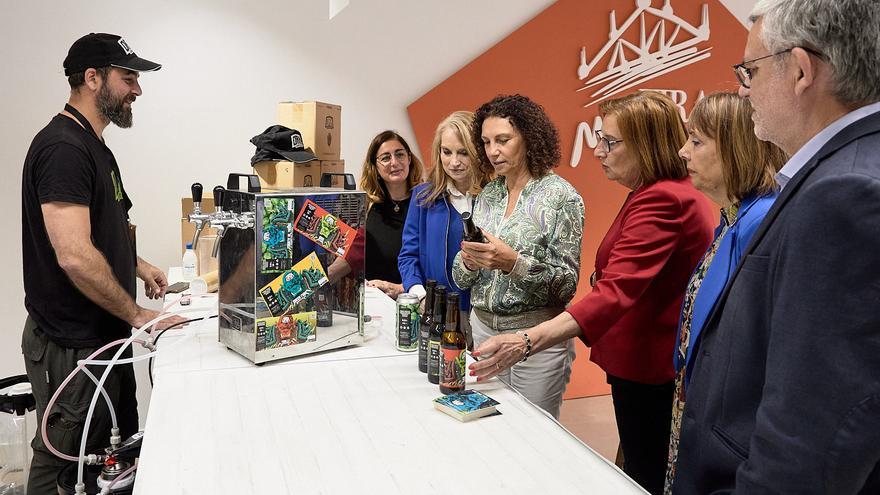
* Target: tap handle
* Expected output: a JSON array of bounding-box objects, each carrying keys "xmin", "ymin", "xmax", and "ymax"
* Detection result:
[
  {"xmin": 213, "ymin": 186, "xmax": 226, "ymax": 210},
  {"xmin": 191, "ymin": 183, "xmax": 203, "ymax": 204}
]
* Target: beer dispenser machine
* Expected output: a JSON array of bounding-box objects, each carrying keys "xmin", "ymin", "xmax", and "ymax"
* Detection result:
[{"xmin": 187, "ymin": 173, "xmax": 366, "ymax": 364}]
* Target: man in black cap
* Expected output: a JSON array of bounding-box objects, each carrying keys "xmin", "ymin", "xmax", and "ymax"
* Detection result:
[{"xmin": 20, "ymin": 33, "xmax": 183, "ymax": 493}]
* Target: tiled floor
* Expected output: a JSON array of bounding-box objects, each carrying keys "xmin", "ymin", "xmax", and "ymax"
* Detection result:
[{"xmin": 559, "ymin": 394, "xmax": 619, "ymax": 462}]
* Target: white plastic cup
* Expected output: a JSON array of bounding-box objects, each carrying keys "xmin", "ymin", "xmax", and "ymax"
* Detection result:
[{"xmin": 189, "ymin": 276, "xmax": 208, "ymax": 296}]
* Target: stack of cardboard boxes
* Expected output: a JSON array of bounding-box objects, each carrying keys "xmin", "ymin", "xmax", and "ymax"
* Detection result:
[
  {"xmin": 181, "ymin": 100, "xmax": 346, "ymax": 255},
  {"xmin": 253, "ymin": 101, "xmax": 345, "ymax": 188}
]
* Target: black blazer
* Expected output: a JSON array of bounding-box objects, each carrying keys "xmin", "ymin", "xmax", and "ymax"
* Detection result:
[{"xmin": 674, "ymin": 110, "xmax": 880, "ymax": 494}]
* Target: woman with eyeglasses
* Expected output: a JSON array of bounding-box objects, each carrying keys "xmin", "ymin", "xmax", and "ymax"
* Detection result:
[
  {"xmin": 468, "ymin": 91, "xmax": 714, "ymax": 495},
  {"xmin": 451, "ymin": 94, "xmax": 585, "ymax": 419},
  {"xmin": 664, "ymin": 93, "xmax": 786, "ymax": 494},
  {"xmin": 397, "ymin": 111, "xmax": 492, "ymax": 345},
  {"xmin": 359, "ymin": 130, "xmax": 424, "ymax": 299}
]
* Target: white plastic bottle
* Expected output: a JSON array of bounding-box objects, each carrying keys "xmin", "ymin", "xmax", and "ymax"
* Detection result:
[{"xmin": 182, "ymin": 243, "xmax": 198, "ymax": 281}]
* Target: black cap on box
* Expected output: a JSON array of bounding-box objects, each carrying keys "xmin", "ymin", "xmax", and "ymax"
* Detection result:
[{"xmin": 250, "ymin": 125, "xmax": 318, "ymax": 165}]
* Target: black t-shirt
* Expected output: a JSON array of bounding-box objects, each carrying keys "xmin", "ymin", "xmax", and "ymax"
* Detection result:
[
  {"xmin": 22, "ymin": 113, "xmax": 137, "ymax": 348},
  {"xmin": 364, "ymin": 199, "xmax": 409, "ymax": 284}
]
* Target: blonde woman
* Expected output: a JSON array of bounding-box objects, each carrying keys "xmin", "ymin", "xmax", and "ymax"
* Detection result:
[
  {"xmin": 398, "ymin": 111, "xmax": 492, "ymax": 339},
  {"xmin": 359, "ymin": 130, "xmax": 423, "ymax": 299}
]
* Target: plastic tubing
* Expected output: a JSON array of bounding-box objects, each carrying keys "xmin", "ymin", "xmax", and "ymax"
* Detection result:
[
  {"xmin": 40, "ymin": 338, "xmax": 138, "ymax": 462},
  {"xmin": 77, "ymin": 307, "xmax": 205, "ymax": 486},
  {"xmin": 145, "ymin": 294, "xmax": 214, "ymax": 335},
  {"xmin": 78, "ymin": 367, "xmax": 118, "ymax": 430}
]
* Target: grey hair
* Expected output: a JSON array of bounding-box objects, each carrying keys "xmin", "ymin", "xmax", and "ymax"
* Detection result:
[{"xmin": 750, "ymin": 0, "xmax": 880, "ymax": 106}]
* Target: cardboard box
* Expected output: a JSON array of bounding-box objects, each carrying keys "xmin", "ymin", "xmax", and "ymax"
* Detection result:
[
  {"xmin": 320, "ymin": 160, "xmax": 345, "ymax": 188},
  {"xmin": 253, "ymin": 160, "xmax": 318, "ymax": 188},
  {"xmin": 277, "ymin": 101, "xmax": 341, "ymax": 161}
]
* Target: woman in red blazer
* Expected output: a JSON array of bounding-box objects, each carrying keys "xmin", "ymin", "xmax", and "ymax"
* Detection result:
[{"xmin": 470, "ymin": 91, "xmax": 714, "ymax": 495}]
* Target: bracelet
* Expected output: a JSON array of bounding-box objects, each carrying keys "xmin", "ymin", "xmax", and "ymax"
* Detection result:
[{"xmin": 517, "ymin": 331, "xmax": 532, "ymax": 363}]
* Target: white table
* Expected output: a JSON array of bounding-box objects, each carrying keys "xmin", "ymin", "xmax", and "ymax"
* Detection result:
[{"xmin": 136, "ymin": 288, "xmax": 645, "ymax": 494}]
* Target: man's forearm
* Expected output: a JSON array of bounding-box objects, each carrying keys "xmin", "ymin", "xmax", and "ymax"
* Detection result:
[{"xmin": 60, "ymin": 245, "xmax": 141, "ymax": 326}]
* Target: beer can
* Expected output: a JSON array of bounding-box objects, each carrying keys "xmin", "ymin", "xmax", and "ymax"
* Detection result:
[{"xmin": 395, "ymin": 293, "xmax": 420, "ymax": 351}]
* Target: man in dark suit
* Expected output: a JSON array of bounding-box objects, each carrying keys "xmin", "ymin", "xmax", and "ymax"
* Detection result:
[{"xmin": 673, "ymin": 0, "xmax": 880, "ymax": 493}]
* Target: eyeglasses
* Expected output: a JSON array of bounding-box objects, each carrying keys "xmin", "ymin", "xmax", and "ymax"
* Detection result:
[
  {"xmin": 733, "ymin": 46, "xmax": 823, "ymax": 89},
  {"xmin": 595, "ymin": 130, "xmax": 623, "ymax": 152},
  {"xmin": 376, "ymin": 150, "xmax": 409, "ymax": 167}
]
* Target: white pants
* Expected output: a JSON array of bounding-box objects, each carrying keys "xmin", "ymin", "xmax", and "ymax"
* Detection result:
[{"xmin": 470, "ymin": 311, "xmax": 575, "ymax": 419}]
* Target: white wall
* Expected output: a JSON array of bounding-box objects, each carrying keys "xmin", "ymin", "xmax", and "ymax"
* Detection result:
[{"xmin": 0, "ymin": 0, "xmax": 754, "ymax": 419}]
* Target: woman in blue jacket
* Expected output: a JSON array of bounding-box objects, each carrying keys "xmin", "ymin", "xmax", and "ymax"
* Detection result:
[
  {"xmin": 664, "ymin": 93, "xmax": 787, "ymax": 493},
  {"xmin": 398, "ymin": 111, "xmax": 492, "ymax": 343}
]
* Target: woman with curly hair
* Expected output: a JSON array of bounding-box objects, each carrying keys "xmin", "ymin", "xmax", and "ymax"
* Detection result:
[
  {"xmin": 359, "ymin": 130, "xmax": 423, "ymax": 299},
  {"xmin": 397, "ymin": 111, "xmax": 492, "ymax": 347},
  {"xmin": 451, "ymin": 94, "xmax": 585, "ymax": 419},
  {"xmin": 468, "ymin": 91, "xmax": 715, "ymax": 494}
]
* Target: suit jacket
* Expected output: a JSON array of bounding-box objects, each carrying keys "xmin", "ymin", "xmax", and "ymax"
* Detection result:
[
  {"xmin": 674, "ymin": 111, "xmax": 880, "ymax": 494},
  {"xmin": 398, "ymin": 183, "xmax": 470, "ymax": 310},
  {"xmin": 567, "ymin": 177, "xmax": 714, "ymax": 384},
  {"xmin": 674, "ymin": 192, "xmax": 778, "ymax": 387}
]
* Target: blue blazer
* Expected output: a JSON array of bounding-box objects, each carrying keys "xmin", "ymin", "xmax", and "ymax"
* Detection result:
[
  {"xmin": 398, "ymin": 183, "xmax": 470, "ymax": 310},
  {"xmin": 674, "ymin": 192, "xmax": 777, "ymax": 386}
]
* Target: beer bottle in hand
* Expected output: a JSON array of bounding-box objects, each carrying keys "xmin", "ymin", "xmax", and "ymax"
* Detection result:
[
  {"xmin": 440, "ymin": 292, "xmax": 466, "ymax": 394},
  {"xmin": 461, "ymin": 211, "xmax": 487, "ymax": 243},
  {"xmin": 427, "ymin": 286, "xmax": 446, "ymax": 384},
  {"xmin": 418, "ymin": 280, "xmax": 437, "ymax": 373}
]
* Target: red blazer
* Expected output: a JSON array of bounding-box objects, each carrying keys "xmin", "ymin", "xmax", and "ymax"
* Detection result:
[{"xmin": 567, "ymin": 177, "xmax": 714, "ymax": 384}]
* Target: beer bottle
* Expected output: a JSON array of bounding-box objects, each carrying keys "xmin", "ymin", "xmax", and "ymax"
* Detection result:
[
  {"xmin": 427, "ymin": 286, "xmax": 446, "ymax": 384},
  {"xmin": 461, "ymin": 211, "xmax": 486, "ymax": 243},
  {"xmin": 439, "ymin": 292, "xmax": 466, "ymax": 394},
  {"xmin": 418, "ymin": 280, "xmax": 437, "ymax": 373}
]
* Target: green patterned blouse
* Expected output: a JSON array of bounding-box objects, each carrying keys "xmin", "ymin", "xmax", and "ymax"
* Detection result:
[{"xmin": 452, "ymin": 173, "xmax": 585, "ymax": 316}]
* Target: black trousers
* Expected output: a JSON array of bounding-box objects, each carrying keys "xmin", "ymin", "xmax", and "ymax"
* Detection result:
[
  {"xmin": 21, "ymin": 317, "xmax": 138, "ymax": 495},
  {"xmin": 608, "ymin": 374, "xmax": 675, "ymax": 495}
]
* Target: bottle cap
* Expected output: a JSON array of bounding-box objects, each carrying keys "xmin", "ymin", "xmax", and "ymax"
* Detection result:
[{"xmin": 186, "ymin": 243, "xmax": 193, "ymax": 249}]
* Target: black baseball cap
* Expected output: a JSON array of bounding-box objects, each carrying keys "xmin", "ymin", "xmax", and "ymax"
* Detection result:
[
  {"xmin": 63, "ymin": 33, "xmax": 161, "ymax": 76},
  {"xmin": 250, "ymin": 125, "xmax": 318, "ymax": 165}
]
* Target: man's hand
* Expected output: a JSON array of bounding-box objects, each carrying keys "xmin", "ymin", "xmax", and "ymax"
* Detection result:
[
  {"xmin": 131, "ymin": 308, "xmax": 188, "ymax": 332},
  {"xmin": 136, "ymin": 257, "xmax": 168, "ymax": 299}
]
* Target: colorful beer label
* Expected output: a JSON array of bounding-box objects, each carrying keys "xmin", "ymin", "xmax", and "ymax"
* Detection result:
[
  {"xmin": 261, "ymin": 198, "xmax": 295, "ymax": 272},
  {"xmin": 259, "ymin": 252, "xmax": 329, "ymax": 316},
  {"xmin": 396, "ymin": 301, "xmax": 419, "ymax": 351},
  {"xmin": 255, "ymin": 311, "xmax": 317, "ymax": 351},
  {"xmin": 293, "ymin": 199, "xmax": 356, "ymax": 258},
  {"xmin": 440, "ymin": 347, "xmax": 466, "ymax": 391}
]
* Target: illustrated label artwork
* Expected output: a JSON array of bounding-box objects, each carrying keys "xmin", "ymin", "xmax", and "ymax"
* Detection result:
[
  {"xmin": 440, "ymin": 348, "xmax": 466, "ymax": 390},
  {"xmin": 262, "ymin": 198, "xmax": 295, "ymax": 272},
  {"xmin": 293, "ymin": 199, "xmax": 356, "ymax": 258},
  {"xmin": 256, "ymin": 312, "xmax": 318, "ymax": 351},
  {"xmin": 259, "ymin": 252, "xmax": 329, "ymax": 316},
  {"xmin": 395, "ymin": 296, "xmax": 420, "ymax": 351}
]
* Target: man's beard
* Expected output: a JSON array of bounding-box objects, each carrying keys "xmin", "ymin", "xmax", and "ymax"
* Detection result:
[{"xmin": 97, "ymin": 83, "xmax": 133, "ymax": 128}]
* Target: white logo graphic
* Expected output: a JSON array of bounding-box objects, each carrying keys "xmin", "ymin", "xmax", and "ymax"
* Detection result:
[
  {"xmin": 576, "ymin": 0, "xmax": 710, "ymax": 107},
  {"xmin": 291, "ymin": 133, "xmax": 304, "ymax": 150},
  {"xmin": 117, "ymin": 38, "xmax": 134, "ymax": 55}
]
